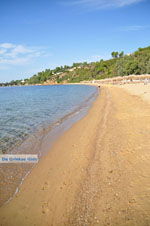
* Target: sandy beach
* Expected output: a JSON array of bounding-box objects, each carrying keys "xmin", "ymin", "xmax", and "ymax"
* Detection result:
[
  {"xmin": 0, "ymin": 84, "xmax": 150, "ymax": 226},
  {"xmin": 118, "ymin": 83, "xmax": 150, "ymax": 103}
]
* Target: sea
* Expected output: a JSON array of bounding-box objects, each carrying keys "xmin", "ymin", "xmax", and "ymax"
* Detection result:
[{"xmin": 0, "ymin": 84, "xmax": 98, "ymax": 206}]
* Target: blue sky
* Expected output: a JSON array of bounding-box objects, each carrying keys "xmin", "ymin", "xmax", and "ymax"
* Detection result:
[{"xmin": 0, "ymin": 0, "xmax": 150, "ymax": 82}]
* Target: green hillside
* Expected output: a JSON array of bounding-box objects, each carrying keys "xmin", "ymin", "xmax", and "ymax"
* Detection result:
[{"xmin": 1, "ymin": 46, "xmax": 150, "ymax": 86}]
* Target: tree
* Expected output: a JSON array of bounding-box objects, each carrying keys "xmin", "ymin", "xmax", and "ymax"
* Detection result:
[
  {"xmin": 119, "ymin": 51, "xmax": 124, "ymax": 58},
  {"xmin": 111, "ymin": 51, "xmax": 119, "ymax": 58},
  {"xmin": 2, "ymin": 46, "xmax": 150, "ymax": 86}
]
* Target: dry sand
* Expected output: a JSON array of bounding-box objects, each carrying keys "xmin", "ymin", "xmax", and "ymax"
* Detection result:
[
  {"xmin": 0, "ymin": 85, "xmax": 150, "ymax": 226},
  {"xmin": 117, "ymin": 83, "xmax": 150, "ymax": 103}
]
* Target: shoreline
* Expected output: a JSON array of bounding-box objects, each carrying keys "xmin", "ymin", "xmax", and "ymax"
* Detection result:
[
  {"xmin": 0, "ymin": 84, "xmax": 150, "ymax": 225},
  {"xmin": 0, "ymin": 85, "xmax": 98, "ymax": 207},
  {"xmin": 0, "ymin": 73, "xmax": 149, "ymax": 88}
]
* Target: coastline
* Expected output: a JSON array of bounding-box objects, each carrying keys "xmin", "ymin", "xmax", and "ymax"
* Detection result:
[
  {"xmin": 0, "ymin": 84, "xmax": 150, "ymax": 225},
  {"xmin": 0, "ymin": 84, "xmax": 98, "ymax": 207}
]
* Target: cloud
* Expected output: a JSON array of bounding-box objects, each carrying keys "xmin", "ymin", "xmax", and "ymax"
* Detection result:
[
  {"xmin": 76, "ymin": 54, "xmax": 109, "ymax": 63},
  {"xmin": 67, "ymin": 0, "xmax": 144, "ymax": 9},
  {"xmin": 0, "ymin": 49, "xmax": 7, "ymax": 55},
  {"xmin": 88, "ymin": 55, "xmax": 103, "ymax": 61},
  {"xmin": 87, "ymin": 54, "xmax": 109, "ymax": 61},
  {"xmin": 0, "ymin": 43, "xmax": 15, "ymax": 49},
  {"xmin": 0, "ymin": 43, "xmax": 45, "ymax": 65},
  {"xmin": 119, "ymin": 25, "xmax": 149, "ymax": 31}
]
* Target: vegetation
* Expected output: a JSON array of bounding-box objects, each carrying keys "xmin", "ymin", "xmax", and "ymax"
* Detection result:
[{"xmin": 1, "ymin": 46, "xmax": 150, "ymax": 86}]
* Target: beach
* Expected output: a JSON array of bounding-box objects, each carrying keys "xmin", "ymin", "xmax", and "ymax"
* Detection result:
[
  {"xmin": 0, "ymin": 84, "xmax": 150, "ymax": 226},
  {"xmin": 118, "ymin": 83, "xmax": 150, "ymax": 103}
]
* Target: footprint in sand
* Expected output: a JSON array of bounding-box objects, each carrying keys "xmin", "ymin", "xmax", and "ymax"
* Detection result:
[
  {"xmin": 41, "ymin": 181, "xmax": 49, "ymax": 191},
  {"xmin": 42, "ymin": 202, "xmax": 49, "ymax": 214},
  {"xmin": 129, "ymin": 199, "xmax": 136, "ymax": 204}
]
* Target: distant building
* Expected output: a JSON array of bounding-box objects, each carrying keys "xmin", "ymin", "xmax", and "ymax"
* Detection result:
[{"xmin": 68, "ymin": 67, "xmax": 76, "ymax": 72}]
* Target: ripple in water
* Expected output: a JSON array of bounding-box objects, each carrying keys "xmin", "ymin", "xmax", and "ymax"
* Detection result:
[{"xmin": 0, "ymin": 84, "xmax": 98, "ymax": 206}]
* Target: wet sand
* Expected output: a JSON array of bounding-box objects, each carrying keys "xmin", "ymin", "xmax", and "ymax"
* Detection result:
[{"xmin": 0, "ymin": 85, "xmax": 150, "ymax": 226}]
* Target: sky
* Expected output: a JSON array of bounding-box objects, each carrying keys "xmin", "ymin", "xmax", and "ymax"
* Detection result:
[{"xmin": 0, "ymin": 0, "xmax": 150, "ymax": 82}]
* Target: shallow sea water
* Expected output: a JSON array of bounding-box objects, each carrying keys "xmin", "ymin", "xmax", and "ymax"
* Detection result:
[{"xmin": 0, "ymin": 84, "xmax": 98, "ymax": 206}]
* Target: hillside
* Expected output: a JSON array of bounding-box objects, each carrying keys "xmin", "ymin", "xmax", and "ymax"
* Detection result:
[{"xmin": 1, "ymin": 46, "xmax": 150, "ymax": 86}]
